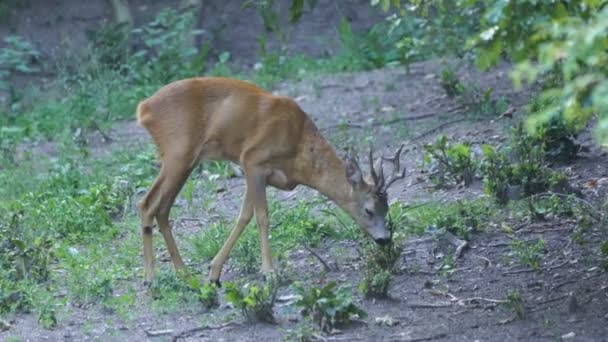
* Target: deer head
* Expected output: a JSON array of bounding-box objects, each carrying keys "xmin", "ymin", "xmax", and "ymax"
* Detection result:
[{"xmin": 343, "ymin": 144, "xmax": 406, "ymax": 245}]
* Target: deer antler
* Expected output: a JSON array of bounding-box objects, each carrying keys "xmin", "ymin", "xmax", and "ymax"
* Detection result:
[
  {"xmin": 381, "ymin": 144, "xmax": 406, "ymax": 191},
  {"xmin": 369, "ymin": 144, "xmax": 385, "ymax": 191}
]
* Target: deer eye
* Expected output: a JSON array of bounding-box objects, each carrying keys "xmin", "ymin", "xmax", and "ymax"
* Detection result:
[{"xmin": 365, "ymin": 208, "xmax": 374, "ymax": 218}]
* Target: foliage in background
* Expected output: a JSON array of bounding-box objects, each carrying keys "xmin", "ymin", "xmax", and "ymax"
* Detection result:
[
  {"xmin": 422, "ymin": 136, "xmax": 476, "ymax": 188},
  {"xmin": 374, "ymin": 0, "xmax": 608, "ymax": 147},
  {"xmin": 480, "ymin": 124, "xmax": 580, "ymax": 204},
  {"xmin": 0, "ymin": 8, "xmax": 205, "ymax": 145},
  {"xmin": 0, "ymin": 35, "xmax": 40, "ymax": 92}
]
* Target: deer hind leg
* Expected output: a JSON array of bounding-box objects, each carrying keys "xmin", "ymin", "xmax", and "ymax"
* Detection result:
[
  {"xmin": 138, "ymin": 153, "xmax": 195, "ymax": 283},
  {"xmin": 208, "ymin": 178, "xmax": 254, "ymax": 284}
]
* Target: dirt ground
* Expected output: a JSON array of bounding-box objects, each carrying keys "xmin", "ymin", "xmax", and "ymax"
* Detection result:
[
  {"xmin": 2, "ymin": 1, "xmax": 608, "ymax": 341},
  {"xmin": 2, "ymin": 59, "xmax": 608, "ymax": 342}
]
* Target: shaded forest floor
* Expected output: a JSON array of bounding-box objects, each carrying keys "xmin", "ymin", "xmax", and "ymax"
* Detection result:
[{"xmin": 2, "ymin": 60, "xmax": 607, "ymax": 342}]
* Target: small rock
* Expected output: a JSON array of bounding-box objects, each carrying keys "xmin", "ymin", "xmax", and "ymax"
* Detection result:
[
  {"xmin": 561, "ymin": 332, "xmax": 576, "ymax": 340},
  {"xmin": 567, "ymin": 293, "xmax": 579, "ymax": 314},
  {"xmin": 603, "ymin": 312, "xmax": 608, "ymax": 320},
  {"xmin": 0, "ymin": 319, "xmax": 10, "ymax": 331},
  {"xmin": 375, "ymin": 315, "xmax": 398, "ymax": 327}
]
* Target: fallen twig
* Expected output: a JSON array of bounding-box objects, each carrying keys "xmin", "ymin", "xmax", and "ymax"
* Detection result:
[
  {"xmin": 528, "ymin": 294, "xmax": 570, "ymax": 313},
  {"xmin": 517, "ymin": 227, "xmax": 573, "ymax": 234},
  {"xmin": 552, "ymin": 271, "xmax": 607, "ymax": 291},
  {"xmin": 502, "ymin": 260, "xmax": 569, "ymax": 276},
  {"xmin": 484, "ymin": 242, "xmax": 510, "ymax": 248},
  {"xmin": 172, "ymin": 322, "xmax": 240, "ymax": 342},
  {"xmin": 471, "ymin": 254, "xmax": 493, "ymax": 268},
  {"xmin": 405, "ymin": 302, "xmax": 452, "ymax": 308},
  {"xmin": 411, "ymin": 118, "xmax": 467, "ymax": 141},
  {"xmin": 146, "ymin": 329, "xmax": 174, "ymax": 337},
  {"xmin": 392, "ymin": 332, "xmax": 448, "ymax": 342},
  {"xmin": 445, "ymin": 232, "xmax": 468, "ymax": 259},
  {"xmin": 301, "ymin": 243, "xmax": 334, "ymax": 272},
  {"xmin": 320, "ymin": 106, "xmax": 465, "ymax": 132},
  {"xmin": 456, "ymin": 297, "xmax": 508, "ymax": 305}
]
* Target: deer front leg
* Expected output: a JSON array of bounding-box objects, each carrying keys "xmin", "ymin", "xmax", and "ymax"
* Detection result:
[
  {"xmin": 250, "ymin": 169, "xmax": 273, "ymax": 276},
  {"xmin": 208, "ymin": 181, "xmax": 254, "ymax": 284}
]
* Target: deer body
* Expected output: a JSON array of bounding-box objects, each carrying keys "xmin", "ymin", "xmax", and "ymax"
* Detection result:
[{"xmin": 137, "ymin": 77, "xmax": 403, "ymax": 284}]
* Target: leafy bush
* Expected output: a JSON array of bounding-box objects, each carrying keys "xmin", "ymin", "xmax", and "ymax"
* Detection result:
[
  {"xmin": 480, "ymin": 125, "xmax": 576, "ymax": 204},
  {"xmin": 423, "ymin": 136, "xmax": 476, "ymax": 188},
  {"xmin": 0, "ymin": 213, "xmax": 53, "ymax": 283},
  {"xmin": 294, "ymin": 282, "xmax": 366, "ymax": 333},
  {"xmin": 471, "ymin": 1, "xmax": 607, "ymax": 146},
  {"xmin": 0, "ymin": 35, "xmax": 40, "ymax": 91},
  {"xmin": 439, "ymin": 64, "xmax": 464, "ymax": 98},
  {"xmin": 224, "ymin": 278, "xmax": 279, "ymax": 323}
]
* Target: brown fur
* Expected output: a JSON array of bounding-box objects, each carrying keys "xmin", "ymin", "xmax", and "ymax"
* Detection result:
[{"xmin": 136, "ymin": 77, "xmax": 393, "ymax": 283}]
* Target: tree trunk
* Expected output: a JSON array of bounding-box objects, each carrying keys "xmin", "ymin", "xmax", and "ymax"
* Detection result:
[
  {"xmin": 110, "ymin": 0, "xmax": 133, "ymax": 30},
  {"xmin": 182, "ymin": 0, "xmax": 204, "ymax": 48}
]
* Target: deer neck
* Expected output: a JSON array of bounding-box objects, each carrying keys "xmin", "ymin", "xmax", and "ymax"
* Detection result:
[{"xmin": 295, "ymin": 121, "xmax": 357, "ymax": 213}]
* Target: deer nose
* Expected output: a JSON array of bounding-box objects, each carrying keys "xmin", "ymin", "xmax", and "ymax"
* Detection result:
[{"xmin": 374, "ymin": 237, "xmax": 391, "ymax": 246}]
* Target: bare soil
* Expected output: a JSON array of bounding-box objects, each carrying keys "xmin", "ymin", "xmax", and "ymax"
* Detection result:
[
  {"xmin": 1, "ymin": 1, "xmax": 607, "ymax": 341},
  {"xmin": 2, "ymin": 60, "xmax": 607, "ymax": 342}
]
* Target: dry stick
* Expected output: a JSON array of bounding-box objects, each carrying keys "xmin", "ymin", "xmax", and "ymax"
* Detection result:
[
  {"xmin": 405, "ymin": 302, "xmax": 452, "ymax": 308},
  {"xmin": 392, "ymin": 332, "xmax": 448, "ymax": 342},
  {"xmin": 301, "ymin": 243, "xmax": 333, "ymax": 272},
  {"xmin": 445, "ymin": 232, "xmax": 469, "ymax": 259},
  {"xmin": 552, "ymin": 271, "xmax": 607, "ymax": 291},
  {"xmin": 411, "ymin": 118, "xmax": 468, "ymax": 141},
  {"xmin": 484, "ymin": 242, "xmax": 510, "ymax": 248},
  {"xmin": 502, "ymin": 260, "xmax": 570, "ymax": 276},
  {"xmin": 471, "ymin": 254, "xmax": 493, "ymax": 267},
  {"xmin": 517, "ymin": 227, "xmax": 574, "ymax": 234},
  {"xmin": 171, "ymin": 322, "xmax": 239, "ymax": 342},
  {"xmin": 528, "ymin": 294, "xmax": 571, "ymax": 313},
  {"xmin": 145, "ymin": 329, "xmax": 174, "ymax": 337},
  {"xmin": 320, "ymin": 106, "xmax": 465, "ymax": 131},
  {"xmin": 457, "ymin": 297, "xmax": 508, "ymax": 305}
]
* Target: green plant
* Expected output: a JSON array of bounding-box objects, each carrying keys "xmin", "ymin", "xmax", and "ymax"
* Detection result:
[
  {"xmin": 0, "ymin": 35, "xmax": 40, "ymax": 91},
  {"xmin": 294, "ymin": 282, "xmax": 366, "ymax": 333},
  {"xmin": 87, "ymin": 22, "xmax": 130, "ymax": 69},
  {"xmin": 282, "ymin": 317, "xmax": 319, "ymax": 342},
  {"xmin": 224, "ymin": 277, "xmax": 279, "ymax": 323},
  {"xmin": 439, "ymin": 64, "xmax": 464, "ymax": 97},
  {"xmin": 130, "ymin": 8, "xmax": 205, "ymax": 85},
  {"xmin": 504, "ymin": 290, "xmax": 526, "ymax": 319},
  {"xmin": 423, "ymin": 136, "xmax": 476, "ymax": 188},
  {"xmin": 508, "ymin": 239, "xmax": 545, "ymax": 270},
  {"xmin": 187, "ymin": 277, "xmax": 220, "ymax": 310},
  {"xmin": 438, "ymin": 254, "xmax": 456, "ymax": 277},
  {"xmin": 481, "ymin": 123, "xmax": 581, "ymax": 205},
  {"xmin": 358, "ymin": 240, "xmax": 402, "ymax": 298}
]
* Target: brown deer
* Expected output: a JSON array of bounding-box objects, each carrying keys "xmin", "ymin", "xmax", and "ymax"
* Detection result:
[{"xmin": 136, "ymin": 77, "xmax": 406, "ymax": 285}]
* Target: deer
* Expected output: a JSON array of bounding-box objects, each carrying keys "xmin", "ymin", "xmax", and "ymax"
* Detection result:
[{"xmin": 136, "ymin": 77, "xmax": 406, "ymax": 285}]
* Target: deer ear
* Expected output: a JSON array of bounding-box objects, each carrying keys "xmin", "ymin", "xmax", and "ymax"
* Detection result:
[{"xmin": 344, "ymin": 156, "xmax": 364, "ymax": 188}]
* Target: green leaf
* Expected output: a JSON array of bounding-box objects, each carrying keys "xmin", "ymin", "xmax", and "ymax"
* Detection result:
[
  {"xmin": 381, "ymin": 0, "xmax": 390, "ymax": 12},
  {"xmin": 289, "ymin": 0, "xmax": 305, "ymax": 23},
  {"xmin": 477, "ymin": 39, "xmax": 502, "ymax": 70}
]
